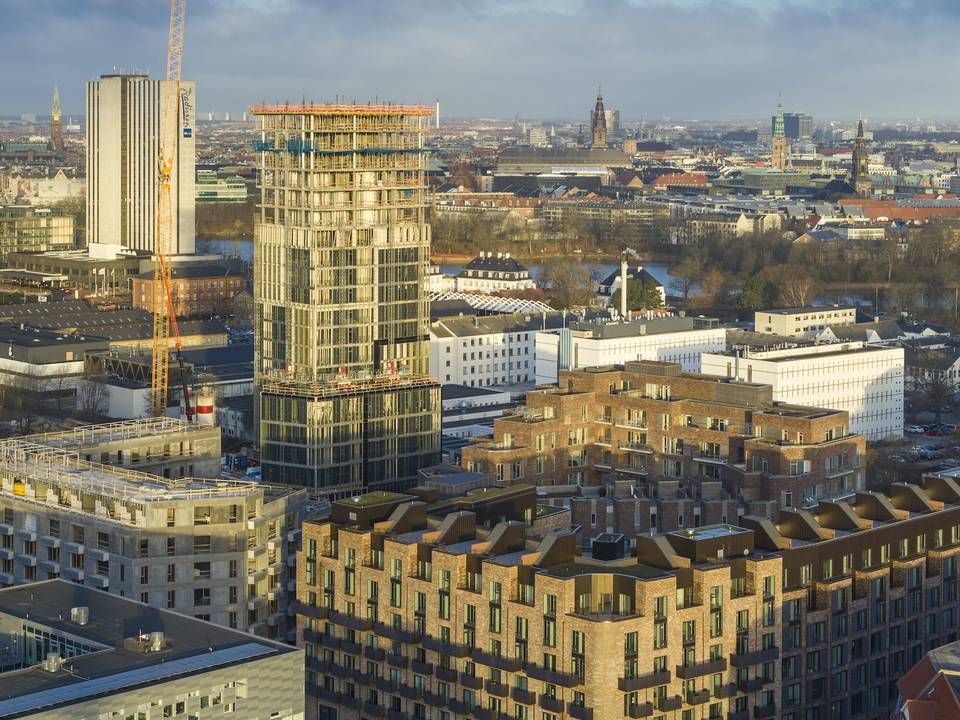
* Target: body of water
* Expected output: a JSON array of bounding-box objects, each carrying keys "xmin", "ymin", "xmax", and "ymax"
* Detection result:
[{"xmin": 195, "ymin": 239, "xmax": 879, "ymax": 311}]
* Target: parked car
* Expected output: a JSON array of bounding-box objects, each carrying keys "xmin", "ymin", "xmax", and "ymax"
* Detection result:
[
  {"xmin": 905, "ymin": 425, "xmax": 925, "ymax": 434},
  {"xmin": 927, "ymin": 428, "xmax": 947, "ymax": 436}
]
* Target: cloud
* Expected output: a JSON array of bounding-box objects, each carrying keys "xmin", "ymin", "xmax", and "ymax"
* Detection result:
[{"xmin": 2, "ymin": 0, "xmax": 959, "ymax": 120}]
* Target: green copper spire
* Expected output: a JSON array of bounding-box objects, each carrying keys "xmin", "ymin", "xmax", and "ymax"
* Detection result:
[{"xmin": 773, "ymin": 101, "xmax": 784, "ymax": 139}]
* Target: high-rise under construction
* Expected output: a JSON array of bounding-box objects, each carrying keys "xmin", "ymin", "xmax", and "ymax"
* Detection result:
[{"xmin": 252, "ymin": 103, "xmax": 440, "ymax": 497}]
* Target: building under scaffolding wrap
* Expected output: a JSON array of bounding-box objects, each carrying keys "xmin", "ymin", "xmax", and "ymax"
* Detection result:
[
  {"xmin": 0, "ymin": 419, "xmax": 308, "ymax": 642},
  {"xmin": 252, "ymin": 103, "xmax": 441, "ymax": 496}
]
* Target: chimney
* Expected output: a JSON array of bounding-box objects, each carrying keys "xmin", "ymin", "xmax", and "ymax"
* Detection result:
[{"xmin": 620, "ymin": 255, "xmax": 629, "ymax": 320}]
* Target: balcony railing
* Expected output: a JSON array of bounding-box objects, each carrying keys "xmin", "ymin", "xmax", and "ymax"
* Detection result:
[
  {"xmin": 730, "ymin": 647, "xmax": 779, "ymax": 667},
  {"xmin": 658, "ymin": 696, "xmax": 682, "ymax": 712},
  {"xmin": 676, "ymin": 658, "xmax": 727, "ymax": 679},
  {"xmin": 618, "ymin": 670, "xmax": 671, "ymax": 691}
]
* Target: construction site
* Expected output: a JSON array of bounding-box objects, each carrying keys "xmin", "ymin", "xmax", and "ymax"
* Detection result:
[
  {"xmin": 0, "ymin": 417, "xmax": 307, "ymax": 641},
  {"xmin": 252, "ymin": 103, "xmax": 441, "ymax": 495}
]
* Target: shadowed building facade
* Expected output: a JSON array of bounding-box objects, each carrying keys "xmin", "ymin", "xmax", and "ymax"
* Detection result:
[{"xmin": 252, "ymin": 103, "xmax": 441, "ymax": 496}]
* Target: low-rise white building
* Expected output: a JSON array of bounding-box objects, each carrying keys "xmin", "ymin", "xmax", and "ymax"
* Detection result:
[
  {"xmin": 754, "ymin": 305, "xmax": 857, "ymax": 338},
  {"xmin": 430, "ymin": 313, "xmax": 569, "ymax": 388},
  {"xmin": 535, "ymin": 316, "xmax": 727, "ymax": 385},
  {"xmin": 701, "ymin": 341, "xmax": 904, "ymax": 441},
  {"xmin": 455, "ymin": 252, "xmax": 536, "ymax": 293}
]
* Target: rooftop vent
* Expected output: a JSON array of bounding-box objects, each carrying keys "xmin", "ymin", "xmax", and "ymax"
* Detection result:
[
  {"xmin": 42, "ymin": 653, "xmax": 62, "ymax": 673},
  {"xmin": 70, "ymin": 606, "xmax": 89, "ymax": 625}
]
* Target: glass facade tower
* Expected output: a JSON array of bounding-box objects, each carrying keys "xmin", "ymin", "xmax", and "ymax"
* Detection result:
[{"xmin": 252, "ymin": 103, "xmax": 440, "ymax": 496}]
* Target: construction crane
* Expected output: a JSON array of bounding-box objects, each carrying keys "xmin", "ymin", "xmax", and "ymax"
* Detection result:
[{"xmin": 150, "ymin": 0, "xmax": 193, "ymax": 420}]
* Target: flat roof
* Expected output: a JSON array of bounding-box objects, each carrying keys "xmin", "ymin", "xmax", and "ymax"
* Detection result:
[
  {"xmin": 0, "ymin": 581, "xmax": 297, "ymax": 715},
  {"xmin": 250, "ymin": 103, "xmax": 434, "ymax": 117},
  {"xmin": 668, "ymin": 524, "xmax": 751, "ymax": 541},
  {"xmin": 759, "ymin": 305, "xmax": 856, "ymax": 315}
]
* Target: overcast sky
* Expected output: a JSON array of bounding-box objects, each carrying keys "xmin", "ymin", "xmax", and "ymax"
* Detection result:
[{"xmin": 4, "ymin": 0, "xmax": 960, "ymax": 122}]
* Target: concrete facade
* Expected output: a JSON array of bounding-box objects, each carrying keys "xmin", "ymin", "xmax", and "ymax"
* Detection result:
[
  {"xmin": 86, "ymin": 74, "xmax": 195, "ymax": 256},
  {"xmin": 701, "ymin": 342, "xmax": 905, "ymax": 441},
  {"xmin": 754, "ymin": 306, "xmax": 857, "ymax": 338},
  {"xmin": 535, "ymin": 318, "xmax": 727, "ymax": 385},
  {"xmin": 0, "ymin": 418, "xmax": 307, "ymax": 641}
]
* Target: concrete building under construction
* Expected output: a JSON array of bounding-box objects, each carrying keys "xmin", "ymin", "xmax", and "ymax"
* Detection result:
[
  {"xmin": 251, "ymin": 103, "xmax": 441, "ymax": 496},
  {"xmin": 0, "ymin": 418, "xmax": 308, "ymax": 642}
]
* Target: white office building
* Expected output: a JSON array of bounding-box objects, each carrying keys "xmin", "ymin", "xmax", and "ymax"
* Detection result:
[
  {"xmin": 430, "ymin": 313, "xmax": 569, "ymax": 388},
  {"xmin": 535, "ymin": 316, "xmax": 727, "ymax": 385},
  {"xmin": 86, "ymin": 73, "xmax": 195, "ymax": 257},
  {"xmin": 700, "ymin": 341, "xmax": 904, "ymax": 441}
]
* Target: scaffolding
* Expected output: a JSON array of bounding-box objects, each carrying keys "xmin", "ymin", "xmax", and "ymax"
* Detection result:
[
  {"xmin": 249, "ymin": 103, "xmax": 435, "ymax": 117},
  {"xmin": 0, "ymin": 438, "xmax": 254, "ymax": 505},
  {"xmin": 25, "ymin": 417, "xmax": 203, "ymax": 450}
]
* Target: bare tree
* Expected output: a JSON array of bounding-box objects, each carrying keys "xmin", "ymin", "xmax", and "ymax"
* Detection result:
[{"xmin": 75, "ymin": 374, "xmax": 109, "ymax": 420}]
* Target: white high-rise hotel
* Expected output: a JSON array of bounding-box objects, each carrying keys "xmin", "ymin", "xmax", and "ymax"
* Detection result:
[{"xmin": 85, "ymin": 73, "xmax": 195, "ymax": 256}]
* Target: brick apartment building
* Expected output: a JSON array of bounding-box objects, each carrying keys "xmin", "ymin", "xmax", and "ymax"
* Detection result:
[
  {"xmin": 460, "ymin": 361, "xmax": 865, "ymax": 533},
  {"xmin": 133, "ymin": 262, "xmax": 246, "ymax": 318},
  {"xmin": 295, "ymin": 469, "xmax": 960, "ymax": 720}
]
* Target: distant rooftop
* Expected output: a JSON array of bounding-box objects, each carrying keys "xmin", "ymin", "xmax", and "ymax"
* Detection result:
[
  {"xmin": 250, "ymin": 103, "xmax": 434, "ymax": 117},
  {"xmin": 0, "ymin": 580, "xmax": 297, "ymax": 716}
]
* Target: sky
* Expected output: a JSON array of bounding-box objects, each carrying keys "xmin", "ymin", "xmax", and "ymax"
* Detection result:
[{"xmin": 3, "ymin": 0, "xmax": 960, "ymax": 122}]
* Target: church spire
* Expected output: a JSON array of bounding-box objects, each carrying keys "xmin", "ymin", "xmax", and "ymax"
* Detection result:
[
  {"xmin": 770, "ymin": 98, "xmax": 788, "ymax": 170},
  {"xmin": 51, "ymin": 85, "xmax": 61, "ymax": 119},
  {"xmin": 773, "ymin": 100, "xmax": 785, "ymax": 139},
  {"xmin": 591, "ymin": 85, "xmax": 608, "ymax": 149}
]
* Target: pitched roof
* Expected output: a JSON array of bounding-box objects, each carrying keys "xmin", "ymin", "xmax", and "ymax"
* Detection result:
[
  {"xmin": 460, "ymin": 253, "xmax": 529, "ymax": 274},
  {"xmin": 598, "ymin": 266, "xmax": 663, "ymax": 289}
]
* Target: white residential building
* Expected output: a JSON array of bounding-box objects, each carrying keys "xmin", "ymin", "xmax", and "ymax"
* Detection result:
[
  {"xmin": 700, "ymin": 341, "xmax": 904, "ymax": 441},
  {"xmin": 455, "ymin": 252, "xmax": 537, "ymax": 293},
  {"xmin": 535, "ymin": 316, "xmax": 727, "ymax": 385},
  {"xmin": 430, "ymin": 313, "xmax": 569, "ymax": 388},
  {"xmin": 86, "ymin": 73, "xmax": 195, "ymax": 256},
  {"xmin": 754, "ymin": 305, "xmax": 857, "ymax": 338}
]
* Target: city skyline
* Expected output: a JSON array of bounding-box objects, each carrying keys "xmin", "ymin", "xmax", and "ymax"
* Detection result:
[{"xmin": 5, "ymin": 0, "xmax": 960, "ymax": 121}]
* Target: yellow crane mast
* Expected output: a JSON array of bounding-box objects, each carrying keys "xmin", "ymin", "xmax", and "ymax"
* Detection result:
[{"xmin": 150, "ymin": 0, "xmax": 188, "ymax": 417}]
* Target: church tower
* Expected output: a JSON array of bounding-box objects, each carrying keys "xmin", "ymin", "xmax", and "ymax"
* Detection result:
[
  {"xmin": 50, "ymin": 85, "xmax": 63, "ymax": 152},
  {"xmin": 591, "ymin": 87, "xmax": 608, "ymax": 149},
  {"xmin": 770, "ymin": 100, "xmax": 788, "ymax": 170},
  {"xmin": 851, "ymin": 119, "xmax": 871, "ymax": 197}
]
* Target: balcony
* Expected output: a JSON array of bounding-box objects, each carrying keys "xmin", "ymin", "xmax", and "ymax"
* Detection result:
[
  {"xmin": 731, "ymin": 647, "xmax": 779, "ymax": 667},
  {"xmin": 539, "ymin": 695, "xmax": 564, "ymax": 713},
  {"xmin": 386, "ymin": 653, "xmax": 408, "ymax": 668},
  {"xmin": 658, "ymin": 695, "xmax": 682, "ymax": 712},
  {"xmin": 525, "ymin": 664, "xmax": 578, "ymax": 687},
  {"xmin": 460, "ymin": 673, "xmax": 483, "ymax": 689},
  {"xmin": 620, "ymin": 442, "xmax": 654, "ymax": 454},
  {"xmin": 422, "ymin": 635, "xmax": 470, "ymax": 657},
  {"xmin": 318, "ymin": 634, "xmax": 341, "ymax": 650},
  {"xmin": 341, "ymin": 639, "xmax": 361, "ymax": 655},
  {"xmin": 485, "ymin": 679, "xmax": 509, "ymax": 697},
  {"xmin": 387, "ymin": 709, "xmax": 408, "ymax": 720},
  {"xmin": 512, "ymin": 687, "xmax": 535, "ymax": 705},
  {"xmin": 374, "ymin": 676, "xmax": 396, "ymax": 693},
  {"xmin": 472, "ymin": 648, "xmax": 522, "ymax": 672},
  {"xmin": 676, "ymin": 658, "xmax": 727, "ymax": 679},
  {"xmin": 619, "ymin": 670, "xmax": 671, "ymax": 691},
  {"xmin": 472, "ymin": 708, "xmax": 494, "ymax": 720},
  {"xmin": 753, "ymin": 704, "xmax": 776, "ymax": 719},
  {"xmin": 411, "ymin": 659, "xmax": 433, "ymax": 676},
  {"xmin": 363, "ymin": 702, "xmax": 385, "ymax": 718},
  {"xmin": 88, "ymin": 573, "xmax": 109, "ymax": 589},
  {"xmin": 738, "ymin": 678, "xmax": 766, "ymax": 693},
  {"xmin": 0, "ymin": 549, "xmax": 11, "ymax": 561},
  {"xmin": 714, "ymin": 683, "xmax": 738, "ymax": 699},
  {"xmin": 687, "ymin": 689, "xmax": 711, "ymax": 705},
  {"xmin": 363, "ymin": 645, "xmax": 387, "ymax": 662},
  {"xmin": 728, "ymin": 712, "xmax": 749, "ymax": 720},
  {"xmin": 328, "ymin": 610, "xmax": 372, "ymax": 632},
  {"xmin": 398, "ymin": 684, "xmax": 420, "ymax": 701},
  {"xmin": 61, "ymin": 566, "xmax": 83, "ymax": 582},
  {"xmin": 436, "ymin": 666, "xmax": 457, "ymax": 682},
  {"xmin": 567, "ymin": 704, "xmax": 593, "ymax": 720},
  {"xmin": 14, "ymin": 553, "xmax": 36, "ymax": 567},
  {"xmin": 295, "ymin": 602, "xmax": 328, "ymax": 620},
  {"xmin": 447, "ymin": 700, "xmax": 468, "ymax": 714},
  {"xmin": 627, "ymin": 702, "xmax": 654, "ymax": 718}
]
